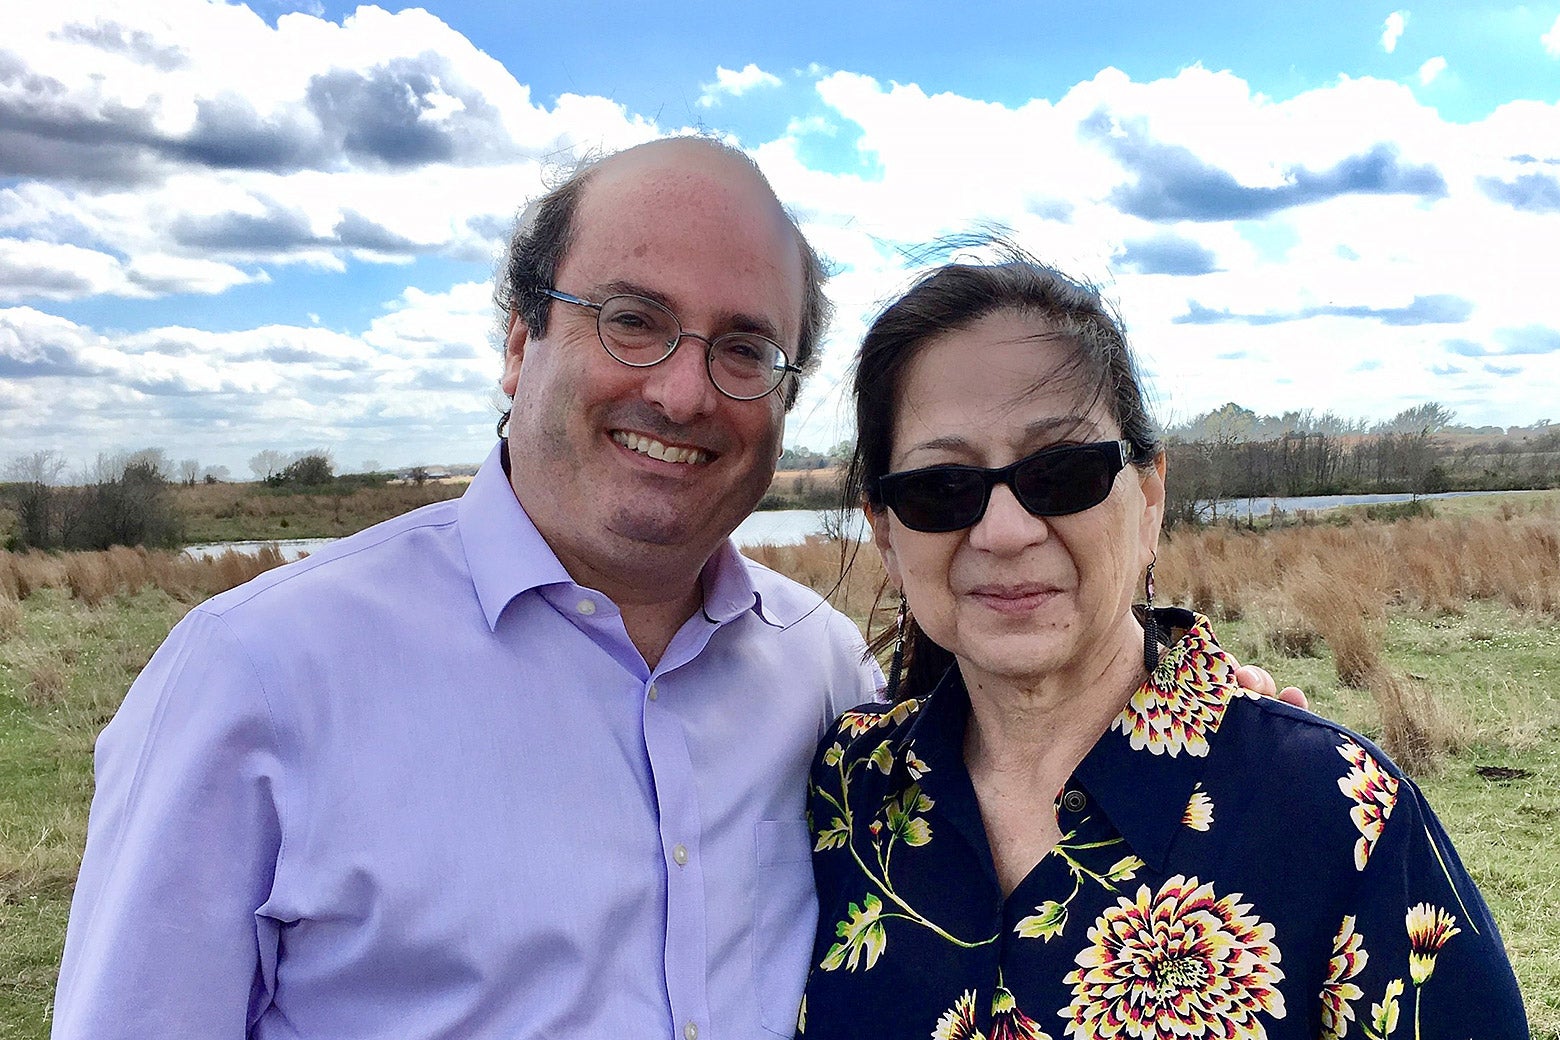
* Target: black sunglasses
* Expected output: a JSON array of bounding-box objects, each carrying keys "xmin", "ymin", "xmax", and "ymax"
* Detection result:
[{"xmin": 871, "ymin": 440, "xmax": 1133, "ymax": 533}]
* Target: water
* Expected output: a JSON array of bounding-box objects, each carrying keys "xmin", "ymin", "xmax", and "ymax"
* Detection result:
[
  {"xmin": 181, "ymin": 512, "xmax": 870, "ymax": 561},
  {"xmin": 182, "ymin": 538, "xmax": 338, "ymax": 562},
  {"xmin": 183, "ymin": 489, "xmax": 1537, "ymax": 560},
  {"xmin": 1198, "ymin": 488, "xmax": 1541, "ymax": 521},
  {"xmin": 731, "ymin": 509, "xmax": 868, "ymax": 546}
]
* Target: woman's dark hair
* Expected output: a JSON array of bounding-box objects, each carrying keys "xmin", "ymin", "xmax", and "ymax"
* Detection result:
[{"xmin": 846, "ymin": 242, "xmax": 1162, "ymax": 700}]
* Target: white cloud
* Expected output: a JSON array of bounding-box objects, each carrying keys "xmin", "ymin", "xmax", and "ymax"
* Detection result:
[
  {"xmin": 1544, "ymin": 14, "xmax": 1560, "ymax": 56},
  {"xmin": 4, "ymin": 4, "xmax": 1560, "ymax": 469},
  {"xmin": 758, "ymin": 63, "xmax": 1560, "ymax": 439},
  {"xmin": 0, "ymin": 4, "xmax": 656, "ymax": 288},
  {"xmin": 0, "ymin": 241, "xmax": 128, "ymax": 302},
  {"xmin": 1417, "ymin": 56, "xmax": 1448, "ymax": 84},
  {"xmin": 0, "ymin": 284, "xmax": 505, "ymax": 472},
  {"xmin": 698, "ymin": 63, "xmax": 783, "ymax": 107},
  {"xmin": 1382, "ymin": 10, "xmax": 1409, "ymax": 53}
]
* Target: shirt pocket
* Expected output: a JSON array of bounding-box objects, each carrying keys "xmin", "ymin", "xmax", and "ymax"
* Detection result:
[{"xmin": 752, "ymin": 818, "xmax": 817, "ymax": 1037}]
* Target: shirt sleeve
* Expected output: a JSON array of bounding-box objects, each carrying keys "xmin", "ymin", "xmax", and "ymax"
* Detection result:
[
  {"xmin": 822, "ymin": 607, "xmax": 886, "ymax": 721},
  {"xmin": 1327, "ymin": 759, "xmax": 1527, "ymax": 1039},
  {"xmin": 53, "ymin": 607, "xmax": 287, "ymax": 1039}
]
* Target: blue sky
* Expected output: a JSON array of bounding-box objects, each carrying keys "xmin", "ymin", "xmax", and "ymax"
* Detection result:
[{"xmin": 3, "ymin": 0, "xmax": 1559, "ymax": 475}]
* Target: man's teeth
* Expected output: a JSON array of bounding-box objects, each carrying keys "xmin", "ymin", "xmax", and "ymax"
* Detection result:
[{"xmin": 613, "ymin": 432, "xmax": 709, "ymax": 465}]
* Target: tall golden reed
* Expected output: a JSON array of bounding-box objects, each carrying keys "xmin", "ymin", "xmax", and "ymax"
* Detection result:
[
  {"xmin": 1155, "ymin": 510, "xmax": 1560, "ymax": 771},
  {"xmin": 0, "ymin": 544, "xmax": 293, "ymax": 606}
]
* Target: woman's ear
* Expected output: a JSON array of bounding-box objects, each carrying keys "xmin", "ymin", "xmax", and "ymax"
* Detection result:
[
  {"xmin": 1138, "ymin": 451, "xmax": 1167, "ymax": 563},
  {"xmin": 866, "ymin": 500, "xmax": 902, "ymax": 591}
]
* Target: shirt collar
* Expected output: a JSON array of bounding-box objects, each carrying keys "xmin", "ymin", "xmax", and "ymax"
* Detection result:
[
  {"xmin": 886, "ymin": 608, "xmax": 1232, "ymax": 875},
  {"xmin": 459, "ymin": 443, "xmax": 574, "ymax": 630},
  {"xmin": 1072, "ymin": 608, "xmax": 1231, "ymax": 872},
  {"xmin": 459, "ymin": 441, "xmax": 778, "ymax": 631}
]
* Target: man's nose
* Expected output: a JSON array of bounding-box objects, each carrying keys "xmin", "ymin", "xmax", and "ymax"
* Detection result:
[{"xmin": 641, "ymin": 334, "xmax": 719, "ymax": 422}]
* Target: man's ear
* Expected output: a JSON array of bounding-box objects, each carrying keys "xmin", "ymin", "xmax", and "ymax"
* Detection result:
[{"xmin": 501, "ymin": 309, "xmax": 528, "ymax": 397}]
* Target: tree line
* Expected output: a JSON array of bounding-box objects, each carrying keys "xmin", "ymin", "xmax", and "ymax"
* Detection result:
[
  {"xmin": 2, "ymin": 448, "xmax": 346, "ymax": 552},
  {"xmin": 7, "ymin": 404, "xmax": 1557, "ymax": 550},
  {"xmin": 1161, "ymin": 404, "xmax": 1560, "ymax": 525}
]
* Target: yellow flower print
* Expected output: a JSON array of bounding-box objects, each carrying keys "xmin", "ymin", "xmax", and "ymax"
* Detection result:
[
  {"xmin": 930, "ymin": 987, "xmax": 1053, "ymax": 1040},
  {"xmin": 1113, "ymin": 618, "xmax": 1237, "ymax": 757},
  {"xmin": 1405, "ymin": 903, "xmax": 1460, "ymax": 985},
  {"xmin": 1367, "ymin": 978, "xmax": 1404, "ymax": 1039},
  {"xmin": 1336, "ymin": 739, "xmax": 1400, "ymax": 871},
  {"xmin": 836, "ymin": 698, "xmax": 921, "ymax": 737},
  {"xmin": 990, "ymin": 986, "xmax": 1052, "ymax": 1040},
  {"xmin": 1320, "ymin": 915, "xmax": 1369, "ymax": 1039},
  {"xmin": 1183, "ymin": 784, "xmax": 1214, "ymax": 831},
  {"xmin": 933, "ymin": 990, "xmax": 982, "ymax": 1040},
  {"xmin": 1062, "ymin": 874, "xmax": 1286, "ymax": 1040}
]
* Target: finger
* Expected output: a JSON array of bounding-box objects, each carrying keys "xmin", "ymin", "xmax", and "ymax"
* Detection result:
[
  {"xmin": 1234, "ymin": 664, "xmax": 1277, "ymax": 698},
  {"xmin": 1277, "ymin": 686, "xmax": 1309, "ymax": 710}
]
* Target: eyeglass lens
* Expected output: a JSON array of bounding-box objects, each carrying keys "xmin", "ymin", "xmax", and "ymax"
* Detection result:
[
  {"xmin": 596, "ymin": 295, "xmax": 789, "ymax": 400},
  {"xmin": 880, "ymin": 442, "xmax": 1127, "ymax": 532}
]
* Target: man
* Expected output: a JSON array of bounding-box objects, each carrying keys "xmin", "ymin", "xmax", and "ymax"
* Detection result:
[{"xmin": 54, "ymin": 137, "xmax": 1294, "ymax": 1039}]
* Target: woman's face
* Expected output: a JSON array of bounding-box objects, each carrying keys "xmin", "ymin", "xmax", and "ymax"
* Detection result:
[{"xmin": 870, "ymin": 310, "xmax": 1165, "ymax": 687}]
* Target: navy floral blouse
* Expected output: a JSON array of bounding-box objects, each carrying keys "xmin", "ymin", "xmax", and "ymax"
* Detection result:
[{"xmin": 801, "ymin": 608, "xmax": 1526, "ymax": 1040}]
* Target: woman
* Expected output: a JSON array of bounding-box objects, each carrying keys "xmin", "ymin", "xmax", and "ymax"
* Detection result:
[{"xmin": 800, "ymin": 252, "xmax": 1526, "ymax": 1039}]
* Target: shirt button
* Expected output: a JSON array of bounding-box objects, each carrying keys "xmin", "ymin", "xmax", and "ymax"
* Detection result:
[
  {"xmin": 684, "ymin": 1023, "xmax": 698, "ymax": 1040},
  {"xmin": 575, "ymin": 599, "xmax": 596, "ymax": 616},
  {"xmin": 673, "ymin": 843, "xmax": 689, "ymax": 866},
  {"xmin": 1061, "ymin": 789, "xmax": 1088, "ymax": 812},
  {"xmin": 648, "ymin": 683, "xmax": 658, "ymax": 701}
]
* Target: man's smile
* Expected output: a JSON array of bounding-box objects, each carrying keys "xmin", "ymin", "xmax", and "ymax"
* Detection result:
[{"xmin": 611, "ymin": 430, "xmax": 713, "ymax": 465}]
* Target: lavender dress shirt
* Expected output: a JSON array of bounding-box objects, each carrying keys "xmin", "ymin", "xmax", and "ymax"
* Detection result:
[{"xmin": 54, "ymin": 442, "xmax": 880, "ymax": 1040}]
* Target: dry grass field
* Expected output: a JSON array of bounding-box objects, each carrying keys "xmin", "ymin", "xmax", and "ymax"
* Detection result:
[
  {"xmin": 169, "ymin": 479, "xmax": 466, "ymax": 542},
  {"xmin": 1, "ymin": 494, "xmax": 1558, "ymax": 1036}
]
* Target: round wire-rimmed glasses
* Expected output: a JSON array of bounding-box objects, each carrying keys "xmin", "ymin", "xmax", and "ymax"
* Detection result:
[{"xmin": 543, "ymin": 288, "xmax": 801, "ymax": 401}]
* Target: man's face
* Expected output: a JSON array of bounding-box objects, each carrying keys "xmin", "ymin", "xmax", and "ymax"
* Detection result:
[{"xmin": 501, "ymin": 141, "xmax": 801, "ymax": 601}]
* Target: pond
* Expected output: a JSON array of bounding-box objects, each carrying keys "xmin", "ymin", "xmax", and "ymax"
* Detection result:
[{"xmin": 183, "ymin": 489, "xmax": 1539, "ymax": 562}]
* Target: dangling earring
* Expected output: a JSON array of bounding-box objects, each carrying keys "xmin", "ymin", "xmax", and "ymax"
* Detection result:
[
  {"xmin": 885, "ymin": 592, "xmax": 908, "ymax": 700},
  {"xmin": 1141, "ymin": 552, "xmax": 1161, "ymax": 675}
]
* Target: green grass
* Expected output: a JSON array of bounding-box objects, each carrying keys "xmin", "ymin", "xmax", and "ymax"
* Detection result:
[
  {"xmin": 0, "ymin": 588, "xmax": 189, "ymax": 1040},
  {"xmin": 1215, "ymin": 601, "xmax": 1560, "ymax": 1037},
  {"xmin": 2, "ymin": 590, "xmax": 1557, "ymax": 1036}
]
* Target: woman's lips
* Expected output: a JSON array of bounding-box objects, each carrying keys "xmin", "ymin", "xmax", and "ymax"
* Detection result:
[{"xmin": 966, "ymin": 583, "xmax": 1064, "ymax": 614}]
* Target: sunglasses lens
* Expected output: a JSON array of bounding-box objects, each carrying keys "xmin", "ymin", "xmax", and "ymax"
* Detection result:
[
  {"xmin": 887, "ymin": 469, "xmax": 986, "ymax": 532},
  {"xmin": 879, "ymin": 442, "xmax": 1127, "ymax": 532},
  {"xmin": 1013, "ymin": 445, "xmax": 1118, "ymax": 516}
]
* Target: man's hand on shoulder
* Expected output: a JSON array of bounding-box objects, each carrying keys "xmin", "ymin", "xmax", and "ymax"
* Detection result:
[{"xmin": 1234, "ymin": 664, "xmax": 1308, "ymax": 710}]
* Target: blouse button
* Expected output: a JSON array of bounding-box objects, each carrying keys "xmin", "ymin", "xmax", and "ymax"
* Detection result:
[
  {"xmin": 684, "ymin": 1023, "xmax": 699, "ymax": 1040},
  {"xmin": 575, "ymin": 598, "xmax": 597, "ymax": 616},
  {"xmin": 673, "ymin": 843, "xmax": 689, "ymax": 866},
  {"xmin": 1061, "ymin": 789, "xmax": 1088, "ymax": 813},
  {"xmin": 648, "ymin": 683, "xmax": 659, "ymax": 701}
]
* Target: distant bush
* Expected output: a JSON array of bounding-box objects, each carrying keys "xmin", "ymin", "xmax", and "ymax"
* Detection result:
[
  {"xmin": 265, "ymin": 452, "xmax": 335, "ymax": 488},
  {"xmin": 2, "ymin": 456, "xmax": 182, "ymax": 551}
]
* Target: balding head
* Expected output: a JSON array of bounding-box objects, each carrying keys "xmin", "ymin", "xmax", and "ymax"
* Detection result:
[{"xmin": 494, "ymin": 137, "xmax": 829, "ymax": 421}]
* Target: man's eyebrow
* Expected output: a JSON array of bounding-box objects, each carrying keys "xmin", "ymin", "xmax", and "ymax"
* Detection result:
[{"xmin": 592, "ymin": 280, "xmax": 784, "ymax": 342}]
